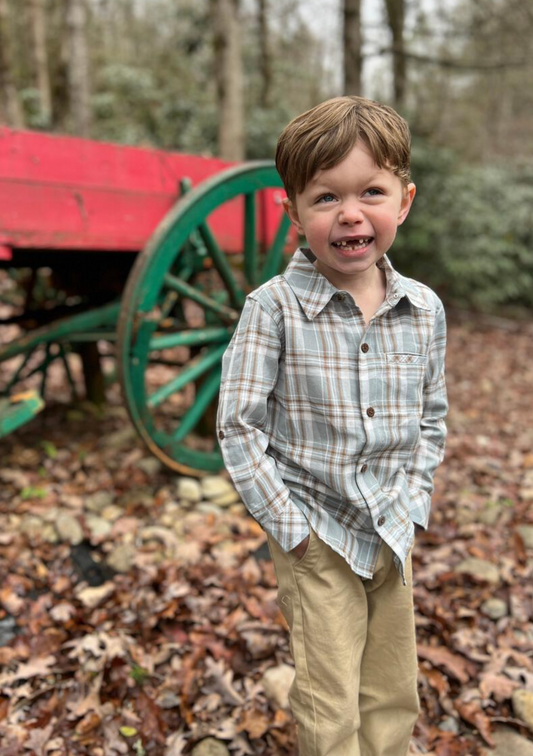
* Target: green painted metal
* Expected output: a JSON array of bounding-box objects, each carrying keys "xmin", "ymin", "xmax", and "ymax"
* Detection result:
[
  {"xmin": 117, "ymin": 161, "xmax": 294, "ymax": 476},
  {"xmin": 244, "ymin": 193, "xmax": 258, "ymax": 287},
  {"xmin": 0, "ymin": 302, "xmax": 120, "ymax": 362},
  {"xmin": 0, "ymin": 390, "xmax": 45, "ymax": 439}
]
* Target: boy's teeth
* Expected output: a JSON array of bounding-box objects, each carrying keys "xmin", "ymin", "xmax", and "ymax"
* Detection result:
[{"xmin": 335, "ymin": 238, "xmax": 370, "ymax": 248}]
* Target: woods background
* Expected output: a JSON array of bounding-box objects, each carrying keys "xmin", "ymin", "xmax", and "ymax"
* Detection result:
[{"xmin": 1, "ymin": 0, "xmax": 533, "ymax": 313}]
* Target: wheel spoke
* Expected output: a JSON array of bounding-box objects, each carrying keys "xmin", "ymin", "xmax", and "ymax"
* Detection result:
[
  {"xmin": 163, "ymin": 272, "xmax": 240, "ymax": 325},
  {"xmin": 172, "ymin": 366, "xmax": 221, "ymax": 441},
  {"xmin": 260, "ymin": 212, "xmax": 291, "ymax": 284},
  {"xmin": 244, "ymin": 192, "xmax": 258, "ymax": 287},
  {"xmin": 197, "ymin": 220, "xmax": 245, "ymax": 307},
  {"xmin": 149, "ymin": 326, "xmax": 231, "ymax": 352},
  {"xmin": 147, "ymin": 342, "xmax": 227, "ymax": 408}
]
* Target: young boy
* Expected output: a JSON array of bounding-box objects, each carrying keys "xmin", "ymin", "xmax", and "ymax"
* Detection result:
[{"xmin": 216, "ymin": 96, "xmax": 448, "ymax": 756}]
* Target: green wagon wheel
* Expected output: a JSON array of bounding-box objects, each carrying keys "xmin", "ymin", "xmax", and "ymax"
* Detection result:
[{"xmin": 117, "ymin": 161, "xmax": 294, "ymax": 477}]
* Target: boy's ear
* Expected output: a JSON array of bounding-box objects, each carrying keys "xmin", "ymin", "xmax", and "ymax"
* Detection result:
[
  {"xmin": 397, "ymin": 182, "xmax": 416, "ymax": 226},
  {"xmin": 282, "ymin": 197, "xmax": 304, "ymax": 235}
]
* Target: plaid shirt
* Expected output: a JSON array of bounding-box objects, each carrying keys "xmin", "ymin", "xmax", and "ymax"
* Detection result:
[{"xmin": 216, "ymin": 247, "xmax": 448, "ymax": 584}]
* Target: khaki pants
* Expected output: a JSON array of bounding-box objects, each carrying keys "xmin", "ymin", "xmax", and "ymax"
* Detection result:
[{"xmin": 266, "ymin": 526, "xmax": 420, "ymax": 756}]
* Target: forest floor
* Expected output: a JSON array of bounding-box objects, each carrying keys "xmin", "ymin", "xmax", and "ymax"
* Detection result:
[{"xmin": 1, "ymin": 312, "xmax": 533, "ymax": 755}]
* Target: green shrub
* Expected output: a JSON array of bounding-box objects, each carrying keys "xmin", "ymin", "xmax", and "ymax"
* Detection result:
[{"xmin": 390, "ymin": 142, "xmax": 533, "ymax": 311}]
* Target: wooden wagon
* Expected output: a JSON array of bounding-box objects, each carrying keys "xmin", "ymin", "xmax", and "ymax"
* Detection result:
[{"xmin": 0, "ymin": 127, "xmax": 295, "ymax": 476}]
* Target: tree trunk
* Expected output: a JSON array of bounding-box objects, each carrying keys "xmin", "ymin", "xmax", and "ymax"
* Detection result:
[
  {"xmin": 258, "ymin": 0, "xmax": 272, "ymax": 108},
  {"xmin": 0, "ymin": 0, "xmax": 24, "ymax": 127},
  {"xmin": 343, "ymin": 0, "xmax": 363, "ymax": 96},
  {"xmin": 384, "ymin": 0, "xmax": 406, "ymax": 109},
  {"xmin": 210, "ymin": 0, "xmax": 244, "ymax": 161},
  {"xmin": 29, "ymin": 0, "xmax": 52, "ymax": 124},
  {"xmin": 66, "ymin": 0, "xmax": 91, "ymax": 136}
]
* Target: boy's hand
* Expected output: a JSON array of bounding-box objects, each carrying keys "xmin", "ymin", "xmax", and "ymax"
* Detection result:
[{"xmin": 290, "ymin": 534, "xmax": 310, "ymax": 560}]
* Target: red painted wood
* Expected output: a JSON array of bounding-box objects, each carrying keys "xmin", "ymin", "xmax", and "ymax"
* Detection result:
[{"xmin": 0, "ymin": 127, "xmax": 292, "ymax": 257}]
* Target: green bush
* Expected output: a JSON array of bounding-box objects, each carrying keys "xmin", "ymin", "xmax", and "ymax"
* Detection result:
[{"xmin": 390, "ymin": 142, "xmax": 533, "ymax": 311}]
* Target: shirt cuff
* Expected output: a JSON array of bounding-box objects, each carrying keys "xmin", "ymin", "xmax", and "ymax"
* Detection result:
[
  {"xmin": 408, "ymin": 489, "xmax": 431, "ymax": 529},
  {"xmin": 258, "ymin": 500, "xmax": 310, "ymax": 552}
]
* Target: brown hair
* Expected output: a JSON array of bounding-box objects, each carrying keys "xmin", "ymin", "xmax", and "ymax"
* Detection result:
[{"xmin": 275, "ymin": 96, "xmax": 412, "ymax": 200}]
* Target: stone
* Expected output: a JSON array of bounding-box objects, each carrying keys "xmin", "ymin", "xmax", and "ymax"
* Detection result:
[
  {"xmin": 261, "ymin": 664, "xmax": 295, "ymax": 709},
  {"xmin": 101, "ymin": 505, "xmax": 124, "ymax": 522},
  {"xmin": 438, "ymin": 716, "xmax": 460, "ymax": 733},
  {"xmin": 477, "ymin": 503, "xmax": 504, "ymax": 526},
  {"xmin": 137, "ymin": 457, "xmax": 162, "ymax": 477},
  {"xmin": 176, "ymin": 477, "xmax": 202, "ymax": 503},
  {"xmin": 19, "ymin": 515, "xmax": 44, "ymax": 539},
  {"xmin": 454, "ymin": 557, "xmax": 500, "ymax": 584},
  {"xmin": 196, "ymin": 502, "xmax": 224, "ymax": 516},
  {"xmin": 211, "ymin": 490, "xmax": 240, "ymax": 507},
  {"xmin": 517, "ymin": 525, "xmax": 533, "ymax": 550},
  {"xmin": 41, "ymin": 524, "xmax": 59, "ymax": 543},
  {"xmin": 56, "ymin": 513, "xmax": 84, "ymax": 545},
  {"xmin": 481, "ymin": 598, "xmax": 508, "ymax": 620},
  {"xmin": 513, "ymin": 689, "xmax": 533, "ymax": 729},
  {"xmin": 85, "ymin": 491, "xmax": 115, "ymax": 513},
  {"xmin": 102, "ymin": 426, "xmax": 137, "ymax": 449},
  {"xmin": 491, "ymin": 725, "xmax": 533, "ymax": 755},
  {"xmin": 200, "ymin": 476, "xmax": 235, "ymax": 502},
  {"xmin": 85, "ymin": 515, "xmax": 113, "ymax": 540},
  {"xmin": 107, "ymin": 543, "xmax": 136, "ymax": 573},
  {"xmin": 191, "ymin": 738, "xmax": 230, "ymax": 756}
]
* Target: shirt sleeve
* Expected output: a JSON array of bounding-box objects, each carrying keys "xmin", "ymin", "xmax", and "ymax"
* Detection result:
[
  {"xmin": 405, "ymin": 300, "xmax": 448, "ymax": 528},
  {"xmin": 216, "ymin": 296, "xmax": 310, "ymax": 552}
]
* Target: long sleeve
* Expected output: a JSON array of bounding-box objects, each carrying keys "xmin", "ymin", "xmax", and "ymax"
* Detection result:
[
  {"xmin": 405, "ymin": 301, "xmax": 448, "ymax": 528},
  {"xmin": 216, "ymin": 296, "xmax": 310, "ymax": 551}
]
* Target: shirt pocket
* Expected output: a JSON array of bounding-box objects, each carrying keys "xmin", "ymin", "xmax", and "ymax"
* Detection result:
[{"xmin": 383, "ymin": 352, "xmax": 428, "ymax": 415}]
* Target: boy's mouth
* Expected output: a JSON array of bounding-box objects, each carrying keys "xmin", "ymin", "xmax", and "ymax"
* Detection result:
[{"xmin": 332, "ymin": 237, "xmax": 373, "ymax": 251}]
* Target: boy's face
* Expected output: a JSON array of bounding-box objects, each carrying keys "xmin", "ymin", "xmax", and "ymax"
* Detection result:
[{"xmin": 283, "ymin": 140, "xmax": 416, "ymax": 291}]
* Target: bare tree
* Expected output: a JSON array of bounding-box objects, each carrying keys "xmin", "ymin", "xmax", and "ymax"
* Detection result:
[
  {"xmin": 343, "ymin": 0, "xmax": 363, "ymax": 95},
  {"xmin": 0, "ymin": 0, "xmax": 24, "ymax": 127},
  {"xmin": 29, "ymin": 0, "xmax": 52, "ymax": 124},
  {"xmin": 258, "ymin": 0, "xmax": 272, "ymax": 108},
  {"xmin": 384, "ymin": 0, "xmax": 406, "ymax": 109},
  {"xmin": 210, "ymin": 0, "xmax": 244, "ymax": 161},
  {"xmin": 66, "ymin": 0, "xmax": 91, "ymax": 136}
]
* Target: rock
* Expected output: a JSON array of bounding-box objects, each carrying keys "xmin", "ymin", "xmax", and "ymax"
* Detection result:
[
  {"xmin": 176, "ymin": 478, "xmax": 202, "ymax": 503},
  {"xmin": 491, "ymin": 725, "xmax": 533, "ymax": 755},
  {"xmin": 85, "ymin": 491, "xmax": 115, "ymax": 513},
  {"xmin": 76, "ymin": 581, "xmax": 115, "ymax": 609},
  {"xmin": 41, "ymin": 523, "xmax": 59, "ymax": 543},
  {"xmin": 19, "ymin": 515, "xmax": 44, "ymax": 539},
  {"xmin": 102, "ymin": 426, "xmax": 137, "ymax": 449},
  {"xmin": 200, "ymin": 476, "xmax": 236, "ymax": 502},
  {"xmin": 438, "ymin": 715, "xmax": 460, "ymax": 733},
  {"xmin": 517, "ymin": 525, "xmax": 533, "ymax": 550},
  {"xmin": 228, "ymin": 503, "xmax": 246, "ymax": 516},
  {"xmin": 481, "ymin": 598, "xmax": 508, "ymax": 620},
  {"xmin": 191, "ymin": 738, "xmax": 230, "ymax": 756},
  {"xmin": 107, "ymin": 543, "xmax": 136, "ymax": 573},
  {"xmin": 211, "ymin": 490, "xmax": 240, "ymax": 507},
  {"xmin": 137, "ymin": 457, "xmax": 162, "ymax": 477},
  {"xmin": 56, "ymin": 513, "xmax": 84, "ymax": 545},
  {"xmin": 85, "ymin": 515, "xmax": 113, "ymax": 540},
  {"xmin": 139, "ymin": 526, "xmax": 178, "ymax": 556},
  {"xmin": 513, "ymin": 689, "xmax": 533, "ymax": 729},
  {"xmin": 261, "ymin": 664, "xmax": 295, "ymax": 709},
  {"xmin": 477, "ymin": 502, "xmax": 504, "ymax": 526},
  {"xmin": 455, "ymin": 557, "xmax": 500, "ymax": 584},
  {"xmin": 101, "ymin": 505, "xmax": 124, "ymax": 522},
  {"xmin": 196, "ymin": 502, "xmax": 224, "ymax": 516}
]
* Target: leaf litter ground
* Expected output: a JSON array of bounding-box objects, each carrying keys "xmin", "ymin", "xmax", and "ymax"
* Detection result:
[{"xmin": 0, "ymin": 313, "xmax": 533, "ymax": 755}]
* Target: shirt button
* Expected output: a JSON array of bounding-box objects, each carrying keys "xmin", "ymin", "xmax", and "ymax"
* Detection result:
[
  {"xmin": 366, "ymin": 407, "xmax": 375, "ymax": 418},
  {"xmin": 336, "ymin": 292, "xmax": 346, "ymax": 302},
  {"xmin": 361, "ymin": 464, "xmax": 368, "ymax": 473},
  {"xmin": 218, "ymin": 431, "xmax": 225, "ymax": 440},
  {"xmin": 377, "ymin": 515, "xmax": 386, "ymax": 526},
  {"xmin": 361, "ymin": 343, "xmax": 369, "ymax": 353}
]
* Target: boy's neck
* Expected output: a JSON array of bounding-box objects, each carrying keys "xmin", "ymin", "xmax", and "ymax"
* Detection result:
[{"xmin": 313, "ymin": 258, "xmax": 387, "ymax": 301}]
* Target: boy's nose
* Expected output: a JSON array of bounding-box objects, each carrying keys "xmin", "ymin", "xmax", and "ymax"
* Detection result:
[{"xmin": 339, "ymin": 202, "xmax": 364, "ymax": 225}]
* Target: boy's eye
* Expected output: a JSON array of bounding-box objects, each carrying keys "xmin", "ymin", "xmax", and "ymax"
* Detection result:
[
  {"xmin": 364, "ymin": 188, "xmax": 383, "ymax": 197},
  {"xmin": 317, "ymin": 194, "xmax": 336, "ymax": 203}
]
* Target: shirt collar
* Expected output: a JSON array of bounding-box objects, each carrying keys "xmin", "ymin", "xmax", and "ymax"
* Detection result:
[{"xmin": 283, "ymin": 247, "xmax": 431, "ymax": 320}]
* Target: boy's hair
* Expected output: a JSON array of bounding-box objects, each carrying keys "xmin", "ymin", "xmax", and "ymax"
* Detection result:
[{"xmin": 276, "ymin": 95, "xmax": 412, "ymax": 200}]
